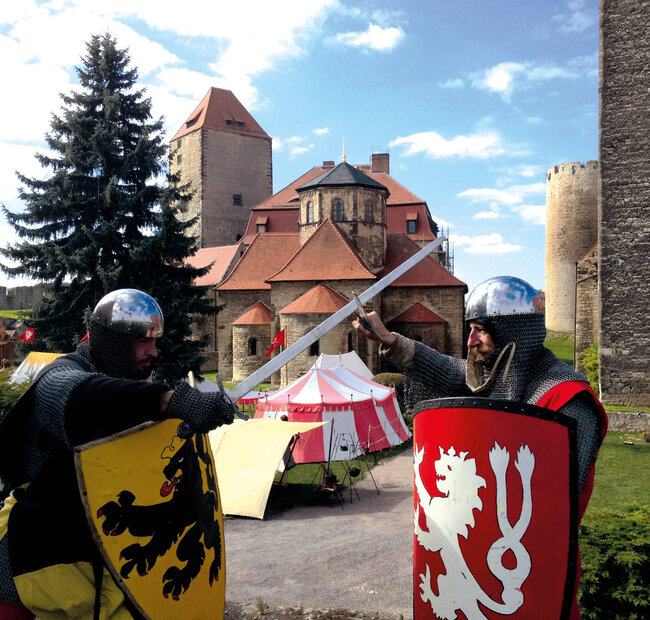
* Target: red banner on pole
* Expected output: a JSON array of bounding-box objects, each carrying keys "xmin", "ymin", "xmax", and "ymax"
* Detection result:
[
  {"xmin": 265, "ymin": 329, "xmax": 285, "ymax": 357},
  {"xmin": 18, "ymin": 328, "xmax": 35, "ymax": 343}
]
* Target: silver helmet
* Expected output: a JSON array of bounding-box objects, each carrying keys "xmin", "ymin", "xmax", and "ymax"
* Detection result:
[
  {"xmin": 465, "ymin": 276, "xmax": 543, "ymax": 322},
  {"xmin": 91, "ymin": 289, "xmax": 164, "ymax": 338}
]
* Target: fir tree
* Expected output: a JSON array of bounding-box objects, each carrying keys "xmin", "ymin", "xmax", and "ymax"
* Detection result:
[{"xmin": 0, "ymin": 33, "xmax": 213, "ymax": 385}]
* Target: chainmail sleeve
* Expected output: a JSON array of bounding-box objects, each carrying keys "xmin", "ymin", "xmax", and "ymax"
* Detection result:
[
  {"xmin": 556, "ymin": 393, "xmax": 602, "ymax": 493},
  {"xmin": 379, "ymin": 333, "xmax": 469, "ymax": 408}
]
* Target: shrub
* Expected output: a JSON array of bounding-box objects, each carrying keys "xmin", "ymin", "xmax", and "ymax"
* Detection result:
[
  {"xmin": 578, "ymin": 503, "xmax": 649, "ymax": 619},
  {"xmin": 579, "ymin": 339, "xmax": 599, "ymax": 394}
]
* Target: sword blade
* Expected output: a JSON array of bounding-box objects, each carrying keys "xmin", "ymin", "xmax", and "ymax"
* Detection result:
[{"xmin": 226, "ymin": 236, "xmax": 447, "ymax": 402}]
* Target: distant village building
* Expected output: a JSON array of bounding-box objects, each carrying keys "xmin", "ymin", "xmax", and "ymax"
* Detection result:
[{"xmin": 171, "ymin": 90, "xmax": 467, "ymax": 385}]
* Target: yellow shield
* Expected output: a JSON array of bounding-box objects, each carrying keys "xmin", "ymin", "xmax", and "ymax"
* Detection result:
[{"xmin": 74, "ymin": 419, "xmax": 225, "ymax": 620}]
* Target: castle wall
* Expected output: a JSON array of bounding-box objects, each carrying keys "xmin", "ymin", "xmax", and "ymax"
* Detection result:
[
  {"xmin": 0, "ymin": 284, "xmax": 47, "ymax": 311},
  {"xmin": 545, "ymin": 162, "xmax": 599, "ymax": 332},
  {"xmin": 171, "ymin": 129, "xmax": 272, "ymax": 248},
  {"xmin": 599, "ymin": 0, "xmax": 650, "ymax": 406},
  {"xmin": 575, "ymin": 245, "xmax": 598, "ymax": 373}
]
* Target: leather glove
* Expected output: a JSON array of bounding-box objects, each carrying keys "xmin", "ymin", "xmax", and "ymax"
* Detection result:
[{"xmin": 167, "ymin": 381, "xmax": 237, "ymax": 433}]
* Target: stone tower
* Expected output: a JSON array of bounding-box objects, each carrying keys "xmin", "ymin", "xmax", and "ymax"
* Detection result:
[
  {"xmin": 599, "ymin": 0, "xmax": 650, "ymax": 406},
  {"xmin": 545, "ymin": 161, "xmax": 599, "ymax": 332},
  {"xmin": 296, "ymin": 161, "xmax": 389, "ymax": 273},
  {"xmin": 170, "ymin": 88, "xmax": 273, "ymax": 247}
]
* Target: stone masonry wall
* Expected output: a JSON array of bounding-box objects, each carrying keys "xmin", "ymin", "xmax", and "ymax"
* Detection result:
[
  {"xmin": 171, "ymin": 129, "xmax": 272, "ymax": 248},
  {"xmin": 545, "ymin": 161, "xmax": 599, "ymax": 332},
  {"xmin": 599, "ymin": 0, "xmax": 650, "ymax": 406},
  {"xmin": 216, "ymin": 289, "xmax": 271, "ymax": 380},
  {"xmin": 0, "ymin": 284, "xmax": 47, "ymax": 311},
  {"xmin": 575, "ymin": 245, "xmax": 598, "ymax": 373},
  {"xmin": 232, "ymin": 323, "xmax": 271, "ymax": 381}
]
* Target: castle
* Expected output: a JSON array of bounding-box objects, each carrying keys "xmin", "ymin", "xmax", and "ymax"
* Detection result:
[
  {"xmin": 170, "ymin": 88, "xmax": 466, "ymax": 385},
  {"xmin": 543, "ymin": 0, "xmax": 650, "ymax": 407}
]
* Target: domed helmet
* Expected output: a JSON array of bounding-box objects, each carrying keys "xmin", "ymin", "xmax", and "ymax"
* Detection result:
[
  {"xmin": 465, "ymin": 276, "xmax": 544, "ymax": 323},
  {"xmin": 88, "ymin": 289, "xmax": 163, "ymax": 379}
]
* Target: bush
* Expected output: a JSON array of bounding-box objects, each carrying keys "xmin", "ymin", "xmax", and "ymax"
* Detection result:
[
  {"xmin": 0, "ymin": 368, "xmax": 30, "ymax": 421},
  {"xmin": 579, "ymin": 339, "xmax": 599, "ymax": 394},
  {"xmin": 373, "ymin": 372, "xmax": 408, "ymax": 420},
  {"xmin": 578, "ymin": 503, "xmax": 649, "ymax": 619}
]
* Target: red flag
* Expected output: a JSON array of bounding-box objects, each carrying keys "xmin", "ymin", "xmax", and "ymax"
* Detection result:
[
  {"xmin": 265, "ymin": 328, "xmax": 285, "ymax": 357},
  {"xmin": 18, "ymin": 328, "xmax": 35, "ymax": 343}
]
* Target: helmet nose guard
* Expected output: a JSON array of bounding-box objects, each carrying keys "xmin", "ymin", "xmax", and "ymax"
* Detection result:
[
  {"xmin": 465, "ymin": 276, "xmax": 544, "ymax": 322},
  {"xmin": 91, "ymin": 289, "xmax": 164, "ymax": 338}
]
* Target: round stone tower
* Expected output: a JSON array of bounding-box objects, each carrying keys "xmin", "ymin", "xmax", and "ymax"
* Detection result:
[{"xmin": 545, "ymin": 161, "xmax": 599, "ymax": 332}]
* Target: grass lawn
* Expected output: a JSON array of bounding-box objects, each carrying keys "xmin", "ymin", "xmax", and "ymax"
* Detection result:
[
  {"xmin": 587, "ymin": 431, "xmax": 649, "ymax": 513},
  {"xmin": 0, "ymin": 309, "xmax": 32, "ymax": 319},
  {"xmin": 544, "ymin": 330, "xmax": 574, "ymax": 366}
]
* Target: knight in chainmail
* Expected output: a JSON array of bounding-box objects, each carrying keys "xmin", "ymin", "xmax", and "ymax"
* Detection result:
[
  {"xmin": 0, "ymin": 289, "xmax": 238, "ymax": 620},
  {"xmin": 354, "ymin": 276, "xmax": 607, "ymax": 619}
]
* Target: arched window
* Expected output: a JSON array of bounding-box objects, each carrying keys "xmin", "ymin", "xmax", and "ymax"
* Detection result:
[
  {"xmin": 248, "ymin": 337, "xmax": 257, "ymax": 356},
  {"xmin": 307, "ymin": 200, "xmax": 314, "ymax": 223},
  {"xmin": 332, "ymin": 198, "xmax": 343, "ymax": 222},
  {"xmin": 413, "ymin": 334, "xmax": 423, "ymax": 343},
  {"xmin": 309, "ymin": 340, "xmax": 320, "ymax": 356},
  {"xmin": 364, "ymin": 200, "xmax": 374, "ymax": 223}
]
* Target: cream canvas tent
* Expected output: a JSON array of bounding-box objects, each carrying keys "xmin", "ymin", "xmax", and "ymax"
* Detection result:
[
  {"xmin": 208, "ymin": 418, "xmax": 328, "ymax": 519},
  {"xmin": 254, "ymin": 366, "xmax": 411, "ymax": 463}
]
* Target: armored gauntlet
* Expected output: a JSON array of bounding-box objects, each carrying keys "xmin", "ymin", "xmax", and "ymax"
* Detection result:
[{"xmin": 167, "ymin": 381, "xmax": 237, "ymax": 433}]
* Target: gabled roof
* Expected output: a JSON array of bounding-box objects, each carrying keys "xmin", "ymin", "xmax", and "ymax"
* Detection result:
[
  {"xmin": 279, "ymin": 284, "xmax": 349, "ymax": 314},
  {"xmin": 382, "ymin": 234, "xmax": 467, "ymax": 289},
  {"xmin": 217, "ymin": 233, "xmax": 300, "ymax": 290},
  {"xmin": 171, "ymin": 88, "xmax": 270, "ymax": 141},
  {"xmin": 232, "ymin": 301, "xmax": 272, "ymax": 325},
  {"xmin": 267, "ymin": 219, "xmax": 376, "ymax": 283},
  {"xmin": 186, "ymin": 243, "xmax": 245, "ymax": 287},
  {"xmin": 389, "ymin": 302, "xmax": 447, "ymax": 324},
  {"xmin": 297, "ymin": 162, "xmax": 387, "ymax": 192}
]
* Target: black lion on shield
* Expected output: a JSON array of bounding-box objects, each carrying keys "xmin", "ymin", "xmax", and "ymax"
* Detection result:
[{"xmin": 97, "ymin": 431, "xmax": 221, "ymax": 600}]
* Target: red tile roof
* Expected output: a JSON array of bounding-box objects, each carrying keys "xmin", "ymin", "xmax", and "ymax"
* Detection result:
[
  {"xmin": 387, "ymin": 204, "xmax": 438, "ymax": 242},
  {"xmin": 267, "ymin": 219, "xmax": 376, "ymax": 282},
  {"xmin": 232, "ymin": 301, "xmax": 272, "ymax": 325},
  {"xmin": 217, "ymin": 233, "xmax": 300, "ymax": 290},
  {"xmin": 279, "ymin": 284, "xmax": 349, "ymax": 314},
  {"xmin": 171, "ymin": 88, "xmax": 270, "ymax": 141},
  {"xmin": 389, "ymin": 302, "xmax": 447, "ymax": 324},
  {"xmin": 382, "ymin": 234, "xmax": 467, "ymax": 289},
  {"xmin": 240, "ymin": 207, "xmax": 299, "ymax": 244},
  {"xmin": 186, "ymin": 243, "xmax": 245, "ymax": 287}
]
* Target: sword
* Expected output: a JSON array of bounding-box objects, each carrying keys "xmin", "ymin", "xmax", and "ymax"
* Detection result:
[
  {"xmin": 224, "ymin": 236, "xmax": 447, "ymax": 403},
  {"xmin": 227, "ymin": 236, "xmax": 446, "ymax": 401}
]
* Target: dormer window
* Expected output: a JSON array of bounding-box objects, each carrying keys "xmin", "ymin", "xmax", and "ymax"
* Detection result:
[
  {"xmin": 332, "ymin": 197, "xmax": 343, "ymax": 222},
  {"xmin": 256, "ymin": 216, "xmax": 268, "ymax": 233},
  {"xmin": 406, "ymin": 212, "xmax": 418, "ymax": 234}
]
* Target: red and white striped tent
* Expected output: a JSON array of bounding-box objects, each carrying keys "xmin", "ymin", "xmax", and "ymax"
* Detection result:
[{"xmin": 254, "ymin": 366, "xmax": 411, "ymax": 463}]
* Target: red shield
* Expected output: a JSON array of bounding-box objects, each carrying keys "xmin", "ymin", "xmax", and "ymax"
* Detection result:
[{"xmin": 413, "ymin": 397, "xmax": 578, "ymax": 620}]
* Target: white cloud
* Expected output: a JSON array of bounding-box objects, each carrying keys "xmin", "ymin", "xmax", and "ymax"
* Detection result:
[
  {"xmin": 313, "ymin": 127, "xmax": 330, "ymax": 136},
  {"xmin": 330, "ymin": 23, "xmax": 404, "ymax": 51},
  {"xmin": 497, "ymin": 164, "xmax": 546, "ymax": 178},
  {"xmin": 458, "ymin": 182, "xmax": 545, "ymax": 205},
  {"xmin": 289, "ymin": 144, "xmax": 314, "ymax": 158},
  {"xmin": 451, "ymin": 233, "xmax": 521, "ymax": 254},
  {"xmin": 553, "ymin": 0, "xmax": 596, "ymax": 34},
  {"xmin": 440, "ymin": 78, "xmax": 464, "ymax": 89},
  {"xmin": 474, "ymin": 211, "xmax": 502, "ymax": 220},
  {"xmin": 389, "ymin": 131, "xmax": 505, "ymax": 159},
  {"xmin": 511, "ymin": 203, "xmax": 546, "ymax": 226}
]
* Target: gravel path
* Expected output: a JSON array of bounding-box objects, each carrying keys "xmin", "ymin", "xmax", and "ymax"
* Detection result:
[{"xmin": 223, "ymin": 450, "xmax": 414, "ymax": 619}]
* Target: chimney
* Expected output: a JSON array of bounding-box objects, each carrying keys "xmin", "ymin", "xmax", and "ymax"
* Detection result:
[
  {"xmin": 371, "ymin": 153, "xmax": 389, "ymax": 174},
  {"xmin": 322, "ymin": 160, "xmax": 335, "ymax": 168}
]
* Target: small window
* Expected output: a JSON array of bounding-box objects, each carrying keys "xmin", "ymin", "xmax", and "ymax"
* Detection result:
[
  {"xmin": 309, "ymin": 340, "xmax": 320, "ymax": 356},
  {"xmin": 248, "ymin": 337, "xmax": 257, "ymax": 356},
  {"xmin": 176, "ymin": 154, "xmax": 182, "ymax": 165},
  {"xmin": 176, "ymin": 139, "xmax": 182, "ymax": 149},
  {"xmin": 233, "ymin": 194, "xmax": 242, "ymax": 206},
  {"xmin": 347, "ymin": 332, "xmax": 353, "ymax": 352},
  {"xmin": 176, "ymin": 170, "xmax": 182, "ymax": 182},
  {"xmin": 226, "ymin": 120, "xmax": 233, "ymax": 126},
  {"xmin": 364, "ymin": 200, "xmax": 374, "ymax": 223},
  {"xmin": 257, "ymin": 223, "xmax": 267, "ymax": 233},
  {"xmin": 332, "ymin": 198, "xmax": 343, "ymax": 222},
  {"xmin": 307, "ymin": 201, "xmax": 314, "ymax": 223},
  {"xmin": 413, "ymin": 334, "xmax": 423, "ymax": 342},
  {"xmin": 235, "ymin": 234, "xmax": 242, "ymax": 241},
  {"xmin": 407, "ymin": 220, "xmax": 417, "ymax": 234}
]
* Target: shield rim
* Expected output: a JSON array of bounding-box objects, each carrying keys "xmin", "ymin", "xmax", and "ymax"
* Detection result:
[
  {"xmin": 74, "ymin": 419, "xmax": 223, "ymax": 620},
  {"xmin": 413, "ymin": 396, "xmax": 579, "ymax": 620}
]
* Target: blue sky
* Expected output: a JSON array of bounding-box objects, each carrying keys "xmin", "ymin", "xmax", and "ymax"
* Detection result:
[{"xmin": 0, "ymin": 0, "xmax": 598, "ymax": 293}]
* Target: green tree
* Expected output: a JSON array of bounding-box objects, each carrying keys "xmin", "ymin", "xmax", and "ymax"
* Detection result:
[
  {"xmin": 0, "ymin": 33, "xmax": 212, "ymax": 385},
  {"xmin": 579, "ymin": 339, "xmax": 599, "ymax": 394}
]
